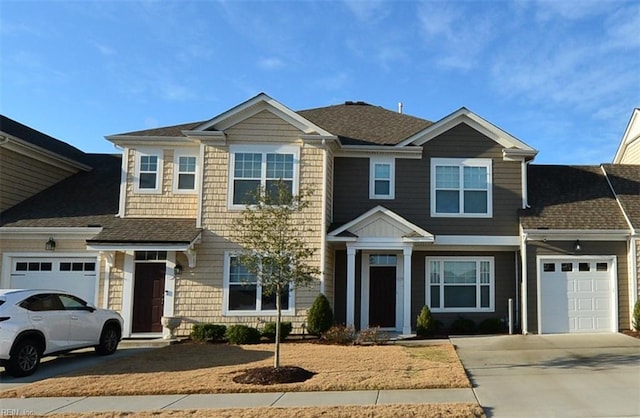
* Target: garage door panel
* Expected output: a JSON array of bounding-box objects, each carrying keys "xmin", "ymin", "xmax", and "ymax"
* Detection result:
[{"xmin": 540, "ymin": 258, "xmax": 614, "ymax": 334}]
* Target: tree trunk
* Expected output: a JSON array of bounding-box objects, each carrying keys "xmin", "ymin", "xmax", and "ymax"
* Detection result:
[{"xmin": 274, "ymin": 285, "xmax": 281, "ymax": 369}]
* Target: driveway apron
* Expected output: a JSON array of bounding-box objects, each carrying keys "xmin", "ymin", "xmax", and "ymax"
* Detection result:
[{"xmin": 451, "ymin": 333, "xmax": 640, "ymax": 418}]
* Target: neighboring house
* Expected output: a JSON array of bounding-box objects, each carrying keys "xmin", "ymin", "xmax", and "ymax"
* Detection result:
[
  {"xmin": 1, "ymin": 96, "xmax": 638, "ymax": 337},
  {"xmin": 0, "ymin": 115, "xmax": 92, "ymax": 212},
  {"xmin": 613, "ymin": 108, "xmax": 640, "ymax": 164}
]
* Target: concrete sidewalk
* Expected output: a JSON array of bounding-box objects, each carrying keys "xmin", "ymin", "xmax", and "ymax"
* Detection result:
[{"xmin": 0, "ymin": 388, "xmax": 477, "ymax": 415}]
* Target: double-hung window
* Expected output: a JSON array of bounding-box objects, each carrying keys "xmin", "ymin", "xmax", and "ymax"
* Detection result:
[
  {"xmin": 431, "ymin": 158, "xmax": 492, "ymax": 217},
  {"xmin": 229, "ymin": 145, "xmax": 299, "ymax": 207},
  {"xmin": 223, "ymin": 254, "xmax": 293, "ymax": 315},
  {"xmin": 426, "ymin": 257, "xmax": 494, "ymax": 312},
  {"xmin": 134, "ymin": 150, "xmax": 162, "ymax": 193},
  {"xmin": 173, "ymin": 151, "xmax": 198, "ymax": 193},
  {"xmin": 369, "ymin": 158, "xmax": 395, "ymax": 199}
]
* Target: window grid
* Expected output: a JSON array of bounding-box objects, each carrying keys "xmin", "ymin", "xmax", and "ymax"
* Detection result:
[
  {"xmin": 232, "ymin": 150, "xmax": 296, "ymax": 206},
  {"xmin": 427, "ymin": 258, "xmax": 494, "ymax": 312},
  {"xmin": 432, "ymin": 159, "xmax": 491, "ymax": 217},
  {"xmin": 177, "ymin": 156, "xmax": 197, "ymax": 191}
]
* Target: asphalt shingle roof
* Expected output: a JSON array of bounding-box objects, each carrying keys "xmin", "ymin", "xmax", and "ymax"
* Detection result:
[
  {"xmin": 520, "ymin": 165, "xmax": 629, "ymax": 230},
  {"xmin": 603, "ymin": 164, "xmax": 640, "ymax": 229},
  {"xmin": 1, "ymin": 115, "xmax": 90, "ymax": 166},
  {"xmin": 111, "ymin": 121, "xmax": 204, "ymax": 137},
  {"xmin": 298, "ymin": 102, "xmax": 433, "ymax": 145},
  {"xmin": 87, "ymin": 218, "xmax": 201, "ymax": 244}
]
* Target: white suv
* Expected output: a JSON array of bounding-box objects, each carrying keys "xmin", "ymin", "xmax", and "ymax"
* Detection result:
[{"xmin": 0, "ymin": 289, "xmax": 123, "ymax": 377}]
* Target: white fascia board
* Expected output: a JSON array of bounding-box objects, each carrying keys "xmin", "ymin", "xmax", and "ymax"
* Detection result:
[
  {"xmin": 328, "ymin": 205, "xmax": 433, "ymax": 239},
  {"xmin": 194, "ymin": 93, "xmax": 334, "ymax": 137},
  {"xmin": 326, "ymin": 236, "xmax": 358, "ymax": 243},
  {"xmin": 334, "ymin": 145, "xmax": 423, "ymax": 159},
  {"xmin": 613, "ymin": 108, "xmax": 639, "ymax": 163},
  {"xmin": 398, "ymin": 107, "xmax": 538, "ymax": 155},
  {"xmin": 434, "ymin": 235, "xmax": 520, "ymax": 246},
  {"xmin": 0, "ymin": 227, "xmax": 103, "ymax": 240},
  {"xmin": 105, "ymin": 135, "xmax": 198, "ymax": 147},
  {"xmin": 1, "ymin": 137, "xmax": 91, "ymax": 172},
  {"xmin": 523, "ymin": 229, "xmax": 630, "ymax": 241},
  {"xmin": 602, "ymin": 165, "xmax": 637, "ymax": 234},
  {"xmin": 86, "ymin": 243, "xmax": 192, "ymax": 252}
]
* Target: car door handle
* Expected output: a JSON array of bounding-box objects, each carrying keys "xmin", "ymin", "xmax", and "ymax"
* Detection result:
[
  {"xmin": 31, "ymin": 315, "xmax": 43, "ymax": 321},
  {"xmin": 71, "ymin": 315, "xmax": 79, "ymax": 320}
]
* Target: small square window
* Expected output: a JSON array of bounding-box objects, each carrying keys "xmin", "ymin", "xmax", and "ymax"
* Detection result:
[
  {"xmin": 543, "ymin": 263, "xmax": 555, "ymax": 272},
  {"xmin": 41, "ymin": 262, "xmax": 53, "ymax": 271},
  {"xmin": 60, "ymin": 262, "xmax": 71, "ymax": 271},
  {"xmin": 578, "ymin": 263, "xmax": 590, "ymax": 272},
  {"xmin": 596, "ymin": 263, "xmax": 608, "ymax": 272},
  {"xmin": 561, "ymin": 263, "xmax": 573, "ymax": 272},
  {"xmin": 16, "ymin": 262, "xmax": 28, "ymax": 271}
]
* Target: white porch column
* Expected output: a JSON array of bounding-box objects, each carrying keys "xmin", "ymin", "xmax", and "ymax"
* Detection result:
[
  {"xmin": 346, "ymin": 246, "xmax": 356, "ymax": 326},
  {"xmin": 402, "ymin": 247, "xmax": 413, "ymax": 335}
]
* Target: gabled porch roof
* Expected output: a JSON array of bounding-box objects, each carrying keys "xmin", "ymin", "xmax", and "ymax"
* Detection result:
[{"xmin": 327, "ymin": 205, "xmax": 434, "ymax": 244}]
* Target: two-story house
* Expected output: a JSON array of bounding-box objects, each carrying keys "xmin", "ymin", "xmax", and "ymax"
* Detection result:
[{"xmin": 1, "ymin": 95, "xmax": 637, "ymax": 338}]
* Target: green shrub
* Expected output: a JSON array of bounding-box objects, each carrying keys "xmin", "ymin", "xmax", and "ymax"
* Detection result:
[
  {"xmin": 356, "ymin": 327, "xmax": 389, "ymax": 345},
  {"xmin": 322, "ymin": 325, "xmax": 357, "ymax": 345},
  {"xmin": 307, "ymin": 293, "xmax": 334, "ymax": 336},
  {"xmin": 191, "ymin": 324, "xmax": 227, "ymax": 342},
  {"xmin": 225, "ymin": 325, "xmax": 262, "ymax": 345},
  {"xmin": 416, "ymin": 305, "xmax": 435, "ymax": 337},
  {"xmin": 633, "ymin": 299, "xmax": 640, "ymax": 330},
  {"xmin": 450, "ymin": 316, "xmax": 476, "ymax": 334},
  {"xmin": 478, "ymin": 318, "xmax": 504, "ymax": 334},
  {"xmin": 262, "ymin": 321, "xmax": 293, "ymax": 342}
]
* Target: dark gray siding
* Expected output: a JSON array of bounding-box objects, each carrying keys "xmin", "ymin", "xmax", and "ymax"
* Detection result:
[
  {"xmin": 332, "ymin": 123, "xmax": 522, "ymax": 236},
  {"xmin": 334, "ymin": 248, "xmax": 518, "ymax": 331},
  {"xmin": 525, "ymin": 241, "xmax": 629, "ymax": 333}
]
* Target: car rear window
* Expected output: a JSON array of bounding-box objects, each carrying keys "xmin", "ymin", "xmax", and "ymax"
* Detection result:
[{"xmin": 0, "ymin": 300, "xmax": 4, "ymax": 306}]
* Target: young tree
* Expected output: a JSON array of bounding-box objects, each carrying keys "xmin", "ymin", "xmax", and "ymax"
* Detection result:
[{"xmin": 233, "ymin": 180, "xmax": 320, "ymax": 368}]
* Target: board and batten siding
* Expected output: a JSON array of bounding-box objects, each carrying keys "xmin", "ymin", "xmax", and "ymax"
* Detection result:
[
  {"xmin": 0, "ymin": 148, "xmax": 77, "ymax": 212},
  {"xmin": 124, "ymin": 148, "xmax": 198, "ymax": 218},
  {"xmin": 525, "ymin": 241, "xmax": 630, "ymax": 333},
  {"xmin": 332, "ymin": 123, "xmax": 523, "ymax": 236},
  {"xmin": 171, "ymin": 110, "xmax": 326, "ymax": 334}
]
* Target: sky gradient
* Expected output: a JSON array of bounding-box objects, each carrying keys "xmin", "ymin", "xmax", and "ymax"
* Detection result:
[{"xmin": 2, "ymin": 0, "xmax": 639, "ymax": 164}]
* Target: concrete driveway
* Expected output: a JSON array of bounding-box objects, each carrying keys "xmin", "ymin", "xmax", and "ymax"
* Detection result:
[{"xmin": 451, "ymin": 333, "xmax": 640, "ymax": 418}]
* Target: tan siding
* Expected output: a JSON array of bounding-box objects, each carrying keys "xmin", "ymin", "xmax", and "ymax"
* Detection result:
[
  {"xmin": 125, "ymin": 148, "xmax": 198, "ymax": 218},
  {"xmin": 0, "ymin": 148, "xmax": 76, "ymax": 211},
  {"xmin": 108, "ymin": 252, "xmax": 125, "ymax": 312},
  {"xmin": 619, "ymin": 140, "xmax": 640, "ymax": 164},
  {"xmin": 170, "ymin": 112, "xmax": 325, "ymax": 336},
  {"xmin": 525, "ymin": 241, "xmax": 630, "ymax": 333}
]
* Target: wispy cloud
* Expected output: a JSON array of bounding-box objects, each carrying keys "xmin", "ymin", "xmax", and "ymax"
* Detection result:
[
  {"xmin": 258, "ymin": 57, "xmax": 285, "ymax": 71},
  {"xmin": 343, "ymin": 0, "xmax": 390, "ymax": 23}
]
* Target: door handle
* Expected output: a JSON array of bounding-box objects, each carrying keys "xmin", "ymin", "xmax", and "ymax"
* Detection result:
[
  {"xmin": 31, "ymin": 316, "xmax": 43, "ymax": 321},
  {"xmin": 71, "ymin": 316, "xmax": 79, "ymax": 320}
]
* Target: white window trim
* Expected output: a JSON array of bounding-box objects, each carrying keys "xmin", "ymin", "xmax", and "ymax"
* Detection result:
[
  {"xmin": 222, "ymin": 251, "xmax": 295, "ymax": 316},
  {"xmin": 430, "ymin": 158, "xmax": 492, "ymax": 218},
  {"xmin": 369, "ymin": 157, "xmax": 395, "ymax": 200},
  {"xmin": 133, "ymin": 148, "xmax": 163, "ymax": 194},
  {"xmin": 425, "ymin": 256, "xmax": 495, "ymax": 313},
  {"xmin": 173, "ymin": 149, "xmax": 198, "ymax": 194},
  {"xmin": 227, "ymin": 144, "xmax": 300, "ymax": 210}
]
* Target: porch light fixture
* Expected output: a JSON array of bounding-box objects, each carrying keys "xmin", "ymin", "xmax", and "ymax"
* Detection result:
[
  {"xmin": 573, "ymin": 240, "xmax": 582, "ymax": 252},
  {"xmin": 45, "ymin": 237, "xmax": 56, "ymax": 251},
  {"xmin": 174, "ymin": 263, "xmax": 183, "ymax": 276}
]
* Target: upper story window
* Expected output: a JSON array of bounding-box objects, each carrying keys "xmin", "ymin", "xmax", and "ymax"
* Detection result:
[
  {"xmin": 173, "ymin": 150, "xmax": 198, "ymax": 193},
  {"xmin": 229, "ymin": 145, "xmax": 299, "ymax": 208},
  {"xmin": 134, "ymin": 150, "xmax": 163, "ymax": 193},
  {"xmin": 431, "ymin": 158, "xmax": 492, "ymax": 217},
  {"xmin": 370, "ymin": 158, "xmax": 395, "ymax": 199}
]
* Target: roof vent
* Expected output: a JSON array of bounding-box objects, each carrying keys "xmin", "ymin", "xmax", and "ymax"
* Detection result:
[{"xmin": 398, "ymin": 102, "xmax": 403, "ymax": 114}]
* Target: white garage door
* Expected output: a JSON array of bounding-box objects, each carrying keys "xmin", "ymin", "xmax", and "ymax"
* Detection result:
[
  {"xmin": 539, "ymin": 258, "xmax": 615, "ymax": 334},
  {"xmin": 9, "ymin": 257, "xmax": 97, "ymax": 303}
]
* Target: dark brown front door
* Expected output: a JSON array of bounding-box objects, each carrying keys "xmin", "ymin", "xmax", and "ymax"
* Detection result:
[
  {"xmin": 369, "ymin": 266, "xmax": 396, "ymax": 328},
  {"xmin": 132, "ymin": 263, "xmax": 166, "ymax": 333}
]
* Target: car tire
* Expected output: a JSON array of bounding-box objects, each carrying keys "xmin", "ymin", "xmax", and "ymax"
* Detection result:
[
  {"xmin": 6, "ymin": 338, "xmax": 41, "ymax": 377},
  {"xmin": 95, "ymin": 324, "xmax": 120, "ymax": 355}
]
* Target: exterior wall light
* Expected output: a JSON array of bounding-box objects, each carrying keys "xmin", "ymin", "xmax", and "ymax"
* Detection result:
[
  {"xmin": 574, "ymin": 240, "xmax": 582, "ymax": 252},
  {"xmin": 174, "ymin": 263, "xmax": 183, "ymax": 276},
  {"xmin": 45, "ymin": 237, "xmax": 56, "ymax": 251}
]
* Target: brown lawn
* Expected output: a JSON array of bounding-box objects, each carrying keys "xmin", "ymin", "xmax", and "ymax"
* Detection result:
[{"xmin": 0, "ymin": 342, "xmax": 470, "ymax": 398}]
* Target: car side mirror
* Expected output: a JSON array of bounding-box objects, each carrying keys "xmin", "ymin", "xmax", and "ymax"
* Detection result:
[{"xmin": 84, "ymin": 304, "xmax": 96, "ymax": 312}]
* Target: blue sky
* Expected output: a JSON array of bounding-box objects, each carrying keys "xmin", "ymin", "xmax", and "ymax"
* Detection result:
[{"xmin": 2, "ymin": 0, "xmax": 638, "ymax": 164}]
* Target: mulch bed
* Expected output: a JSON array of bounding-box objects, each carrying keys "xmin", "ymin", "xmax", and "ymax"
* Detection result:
[{"xmin": 233, "ymin": 366, "xmax": 316, "ymax": 385}]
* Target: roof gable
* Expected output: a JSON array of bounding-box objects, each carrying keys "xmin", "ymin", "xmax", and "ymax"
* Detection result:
[
  {"xmin": 193, "ymin": 93, "xmax": 333, "ymax": 136},
  {"xmin": 398, "ymin": 107, "xmax": 537, "ymax": 159},
  {"xmin": 328, "ymin": 205, "xmax": 434, "ymax": 242}
]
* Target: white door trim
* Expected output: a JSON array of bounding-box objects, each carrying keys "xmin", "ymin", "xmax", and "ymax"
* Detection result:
[{"xmin": 360, "ymin": 251, "xmax": 403, "ymax": 332}]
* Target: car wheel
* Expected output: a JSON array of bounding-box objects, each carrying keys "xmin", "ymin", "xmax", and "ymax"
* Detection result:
[
  {"xmin": 7, "ymin": 338, "xmax": 41, "ymax": 377},
  {"xmin": 95, "ymin": 324, "xmax": 120, "ymax": 355}
]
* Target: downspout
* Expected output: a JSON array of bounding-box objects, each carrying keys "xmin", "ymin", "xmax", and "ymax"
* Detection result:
[
  {"xmin": 116, "ymin": 146, "xmax": 128, "ymax": 218},
  {"xmin": 630, "ymin": 236, "xmax": 638, "ymax": 329},
  {"xmin": 520, "ymin": 230, "xmax": 529, "ymax": 334},
  {"xmin": 521, "ymin": 159, "xmax": 530, "ymax": 209},
  {"xmin": 319, "ymin": 138, "xmax": 328, "ymax": 295},
  {"xmin": 196, "ymin": 142, "xmax": 206, "ymax": 229}
]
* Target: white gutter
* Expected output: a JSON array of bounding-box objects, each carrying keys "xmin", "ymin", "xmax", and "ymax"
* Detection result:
[
  {"xmin": 115, "ymin": 146, "xmax": 128, "ymax": 218},
  {"xmin": 319, "ymin": 139, "xmax": 328, "ymax": 294},
  {"xmin": 520, "ymin": 231, "xmax": 529, "ymax": 334},
  {"xmin": 196, "ymin": 142, "xmax": 206, "ymax": 229},
  {"xmin": 521, "ymin": 159, "xmax": 530, "ymax": 209}
]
